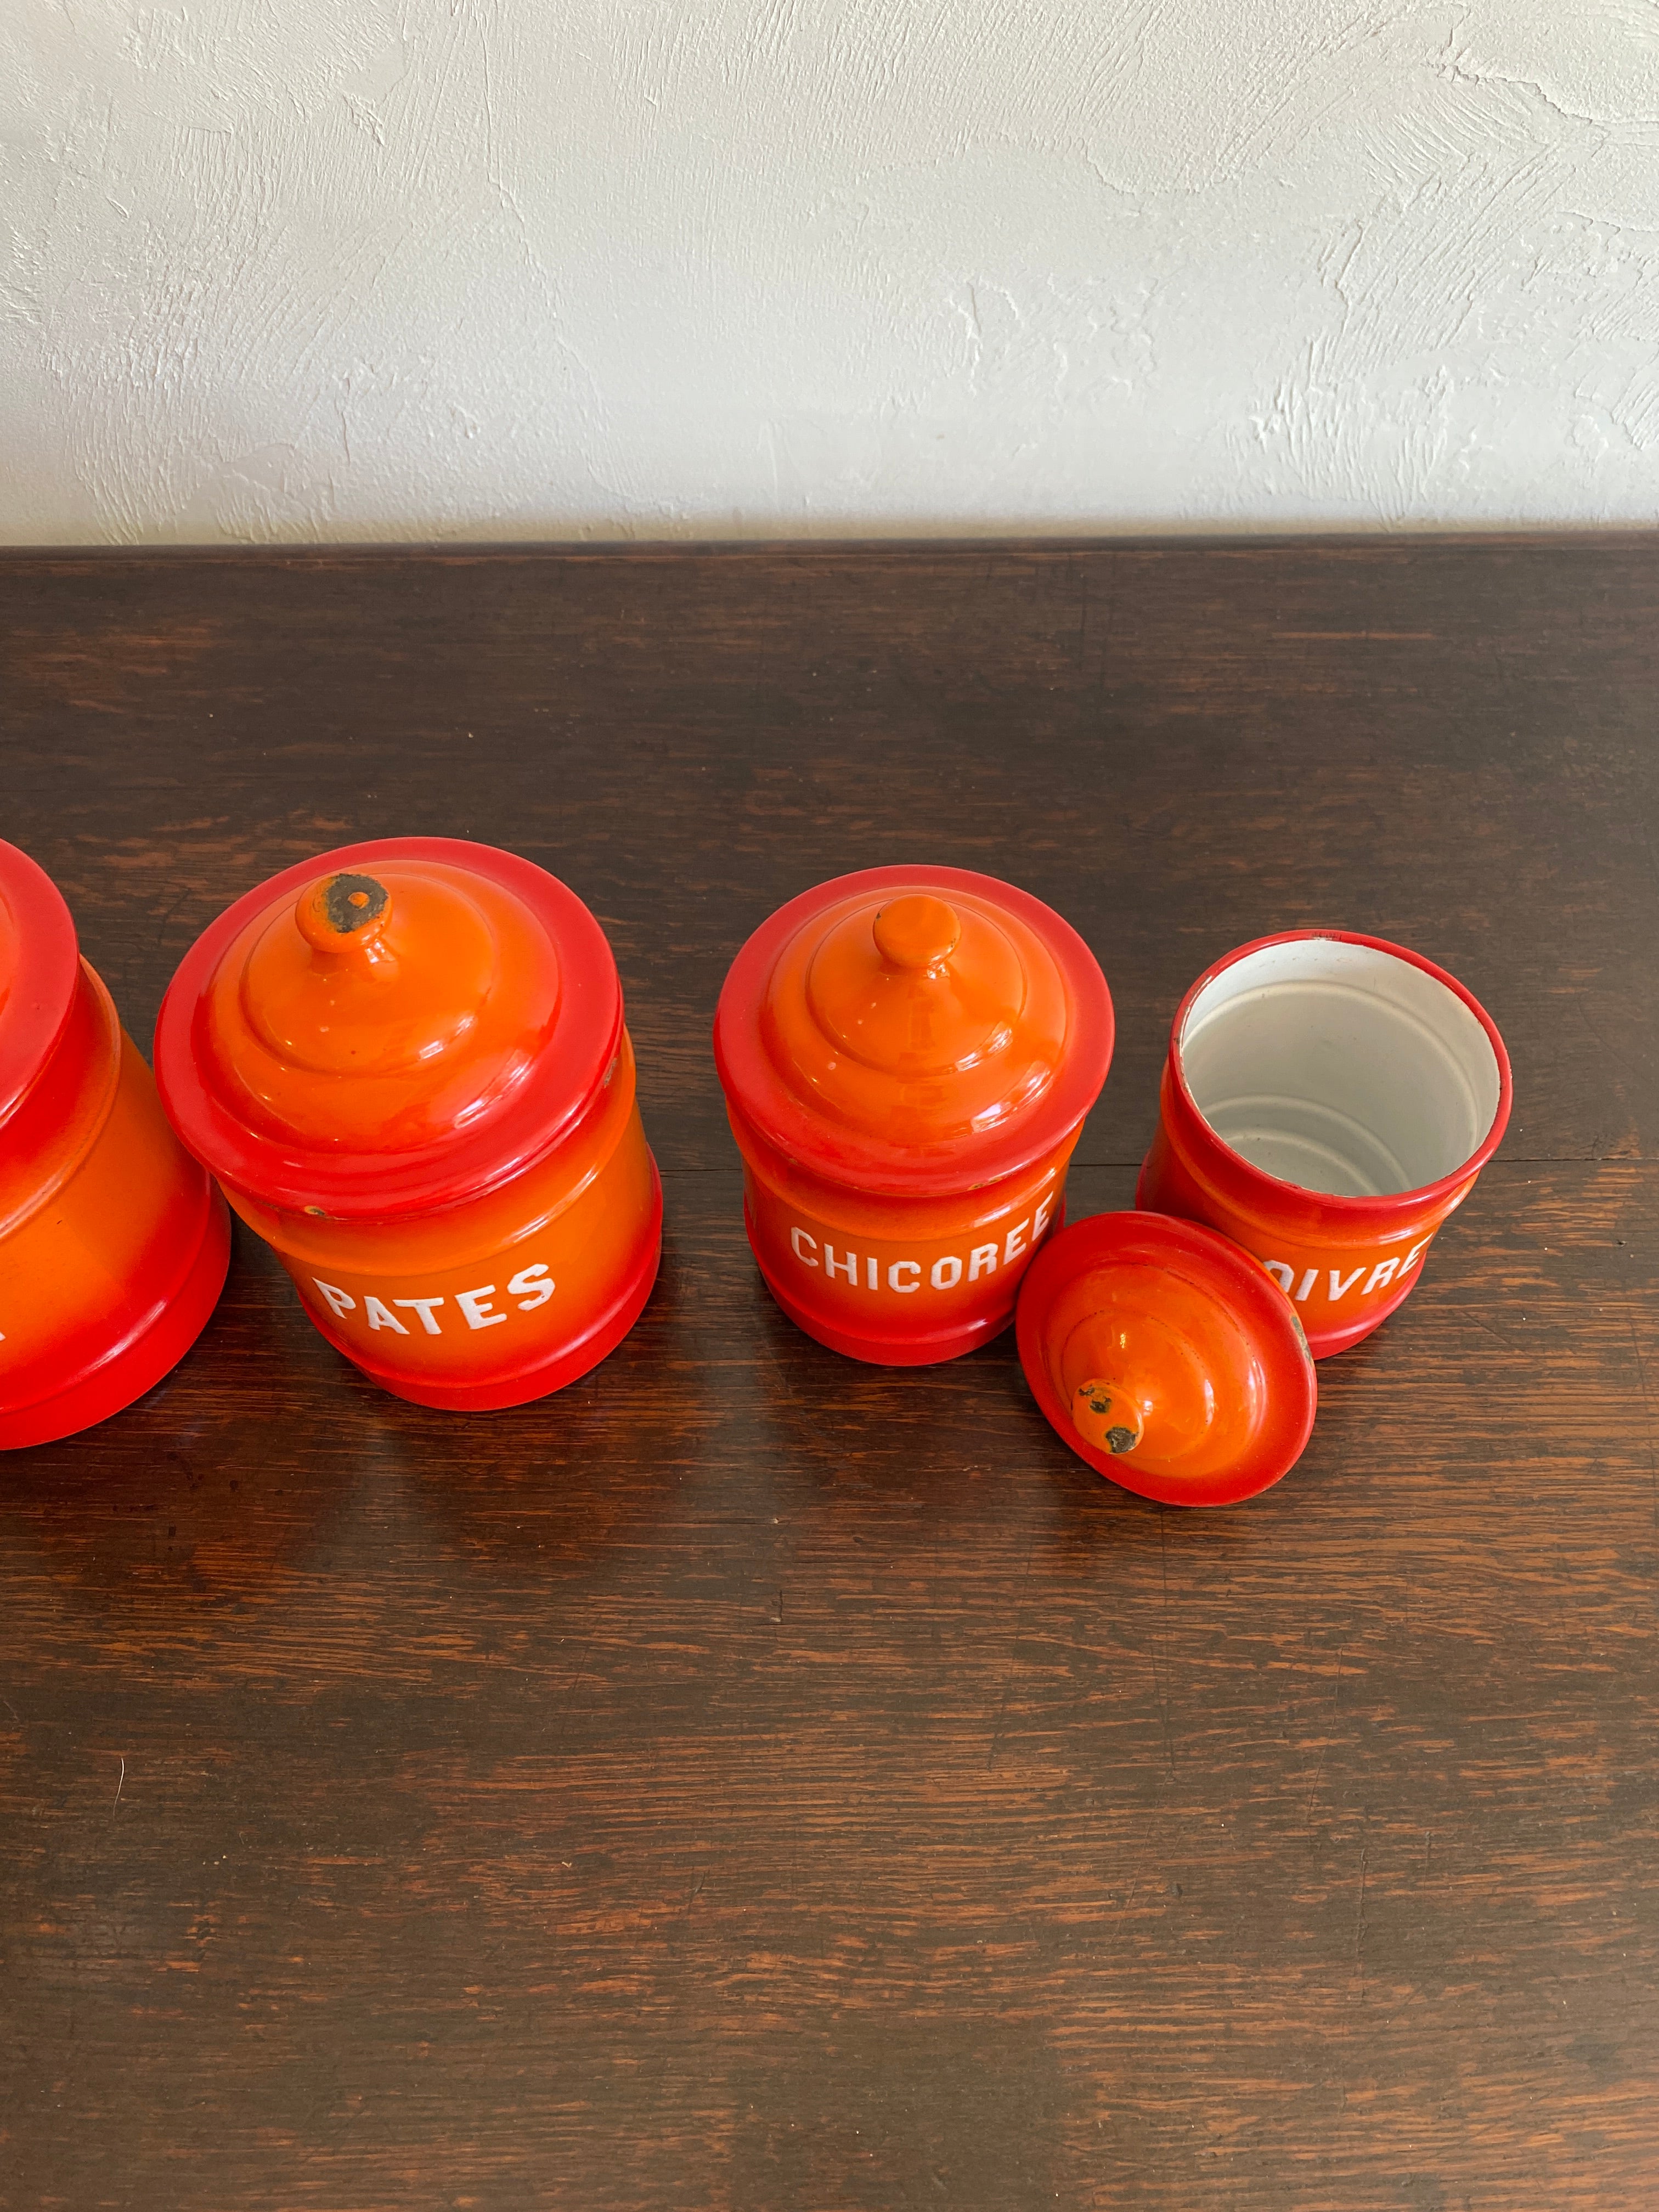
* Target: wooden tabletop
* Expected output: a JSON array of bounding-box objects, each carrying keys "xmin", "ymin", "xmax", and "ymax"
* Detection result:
[{"xmin": 2, "ymin": 539, "xmax": 1656, "ymax": 2211}]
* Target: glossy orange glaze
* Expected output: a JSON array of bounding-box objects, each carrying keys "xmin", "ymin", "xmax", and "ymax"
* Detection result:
[
  {"xmin": 734, "ymin": 1105, "xmax": 1078, "ymax": 1365},
  {"xmin": 204, "ymin": 862, "xmax": 561, "ymax": 1155},
  {"xmin": 715, "ymin": 866, "xmax": 1113, "ymax": 1365},
  {"xmin": 1017, "ymin": 1212, "xmax": 1316, "ymax": 1507},
  {"xmin": 156, "ymin": 839, "xmax": 659, "ymax": 1411},
  {"xmin": 234, "ymin": 1035, "xmax": 658, "ymax": 1409},
  {"xmin": 761, "ymin": 885, "xmax": 1071, "ymax": 1157},
  {"xmin": 1, "ymin": 838, "xmax": 228, "ymax": 1448}
]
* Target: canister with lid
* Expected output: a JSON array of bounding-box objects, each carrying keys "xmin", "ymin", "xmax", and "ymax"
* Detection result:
[
  {"xmin": 714, "ymin": 865, "xmax": 1113, "ymax": 1364},
  {"xmin": 0, "ymin": 839, "xmax": 230, "ymax": 1448},
  {"xmin": 154, "ymin": 837, "xmax": 661, "ymax": 1410}
]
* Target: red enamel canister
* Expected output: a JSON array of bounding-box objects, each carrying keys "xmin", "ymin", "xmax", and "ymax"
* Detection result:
[
  {"xmin": 0, "ymin": 840, "xmax": 230, "ymax": 1448},
  {"xmin": 1136, "ymin": 930, "xmax": 1511, "ymax": 1358},
  {"xmin": 714, "ymin": 865, "xmax": 1113, "ymax": 1364},
  {"xmin": 154, "ymin": 837, "xmax": 661, "ymax": 1410}
]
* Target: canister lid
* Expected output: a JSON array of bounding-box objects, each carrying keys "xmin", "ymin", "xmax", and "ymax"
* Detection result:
[
  {"xmin": 155, "ymin": 838, "xmax": 623, "ymax": 1218},
  {"xmin": 1017, "ymin": 1211, "xmax": 1316, "ymax": 1506},
  {"xmin": 0, "ymin": 838, "xmax": 80, "ymax": 1126},
  {"xmin": 713, "ymin": 865, "xmax": 1113, "ymax": 1196}
]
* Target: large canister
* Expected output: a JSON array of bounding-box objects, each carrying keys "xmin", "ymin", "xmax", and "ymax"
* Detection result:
[
  {"xmin": 0, "ymin": 839, "xmax": 230, "ymax": 1448},
  {"xmin": 1136, "ymin": 930, "xmax": 1511, "ymax": 1357},
  {"xmin": 154, "ymin": 838, "xmax": 661, "ymax": 1410},
  {"xmin": 714, "ymin": 865, "xmax": 1113, "ymax": 1364}
]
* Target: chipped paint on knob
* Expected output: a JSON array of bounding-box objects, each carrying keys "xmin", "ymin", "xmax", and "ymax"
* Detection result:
[{"xmin": 1073, "ymin": 1378, "xmax": 1143, "ymax": 1456}]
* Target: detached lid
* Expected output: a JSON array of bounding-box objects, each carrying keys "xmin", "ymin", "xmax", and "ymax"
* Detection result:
[
  {"xmin": 0, "ymin": 838, "xmax": 80, "ymax": 1128},
  {"xmin": 714, "ymin": 865, "xmax": 1113, "ymax": 1196},
  {"xmin": 1017, "ymin": 1212, "xmax": 1316, "ymax": 1507},
  {"xmin": 155, "ymin": 838, "xmax": 623, "ymax": 1218}
]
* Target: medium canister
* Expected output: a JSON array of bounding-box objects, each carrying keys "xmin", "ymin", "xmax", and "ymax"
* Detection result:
[
  {"xmin": 1136, "ymin": 930, "xmax": 1511, "ymax": 1358},
  {"xmin": 714, "ymin": 865, "xmax": 1113, "ymax": 1364},
  {"xmin": 0, "ymin": 839, "xmax": 230, "ymax": 1448},
  {"xmin": 154, "ymin": 837, "xmax": 661, "ymax": 1410}
]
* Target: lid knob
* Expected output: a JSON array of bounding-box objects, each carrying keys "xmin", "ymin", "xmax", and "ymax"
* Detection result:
[
  {"xmin": 295, "ymin": 873, "xmax": 393, "ymax": 966},
  {"xmin": 872, "ymin": 894, "xmax": 961, "ymax": 972},
  {"xmin": 1073, "ymin": 1378, "xmax": 1145, "ymax": 1457}
]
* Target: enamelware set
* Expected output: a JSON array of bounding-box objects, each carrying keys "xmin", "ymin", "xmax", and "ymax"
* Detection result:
[{"xmin": 0, "ymin": 835, "xmax": 1512, "ymax": 1503}]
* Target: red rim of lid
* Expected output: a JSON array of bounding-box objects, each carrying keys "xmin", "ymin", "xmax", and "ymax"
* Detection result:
[
  {"xmin": 1017, "ymin": 1210, "xmax": 1317, "ymax": 1508},
  {"xmin": 154, "ymin": 837, "xmax": 623, "ymax": 1220},
  {"xmin": 0, "ymin": 838, "xmax": 81, "ymax": 1127},
  {"xmin": 713, "ymin": 864, "xmax": 1114, "ymax": 1197}
]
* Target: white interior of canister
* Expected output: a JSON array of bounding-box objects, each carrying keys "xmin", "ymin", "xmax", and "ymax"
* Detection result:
[{"xmin": 1178, "ymin": 938, "xmax": 1502, "ymax": 1198}]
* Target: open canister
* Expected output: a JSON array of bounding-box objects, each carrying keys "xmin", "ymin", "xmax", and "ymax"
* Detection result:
[
  {"xmin": 1136, "ymin": 930, "xmax": 1511, "ymax": 1357},
  {"xmin": 1017, "ymin": 1210, "xmax": 1317, "ymax": 1506},
  {"xmin": 154, "ymin": 837, "xmax": 661, "ymax": 1410},
  {"xmin": 0, "ymin": 840, "xmax": 230, "ymax": 1448},
  {"xmin": 714, "ymin": 865, "xmax": 1113, "ymax": 1364}
]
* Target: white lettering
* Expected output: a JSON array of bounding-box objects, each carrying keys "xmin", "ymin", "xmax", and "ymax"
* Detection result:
[
  {"xmin": 824, "ymin": 1244, "xmax": 857, "ymax": 1285},
  {"xmin": 312, "ymin": 1279, "xmax": 356, "ymax": 1321},
  {"xmin": 930, "ymin": 1254, "xmax": 963, "ymax": 1290},
  {"xmin": 867, "ymin": 1255, "xmax": 878, "ymax": 1291},
  {"xmin": 364, "ymin": 1295, "xmax": 409, "ymax": 1334},
  {"xmin": 1263, "ymin": 1261, "xmax": 1294, "ymax": 1292},
  {"xmin": 456, "ymin": 1284, "xmax": 506, "ymax": 1330},
  {"xmin": 508, "ymin": 1263, "xmax": 555, "ymax": 1311},
  {"xmin": 1033, "ymin": 1194, "xmax": 1055, "ymax": 1240},
  {"xmin": 790, "ymin": 1228, "xmax": 819, "ymax": 1267},
  {"xmin": 1364, "ymin": 1257, "xmax": 1401, "ymax": 1295},
  {"xmin": 1004, "ymin": 1218, "xmax": 1030, "ymax": 1264},
  {"xmin": 888, "ymin": 1261, "xmax": 921, "ymax": 1294},
  {"xmin": 1399, "ymin": 1235, "xmax": 1432, "ymax": 1275},
  {"xmin": 394, "ymin": 1296, "xmax": 446, "ymax": 1335},
  {"xmin": 1295, "ymin": 1267, "xmax": 1318, "ymax": 1303},
  {"xmin": 968, "ymin": 1243, "xmax": 998, "ymax": 1282},
  {"xmin": 1328, "ymin": 1267, "xmax": 1365, "ymax": 1303}
]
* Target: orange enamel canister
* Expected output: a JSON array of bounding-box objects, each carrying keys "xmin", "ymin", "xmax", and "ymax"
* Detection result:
[
  {"xmin": 0, "ymin": 839, "xmax": 230, "ymax": 1448},
  {"xmin": 154, "ymin": 837, "xmax": 661, "ymax": 1410},
  {"xmin": 1136, "ymin": 930, "xmax": 1511, "ymax": 1357},
  {"xmin": 714, "ymin": 865, "xmax": 1113, "ymax": 1365}
]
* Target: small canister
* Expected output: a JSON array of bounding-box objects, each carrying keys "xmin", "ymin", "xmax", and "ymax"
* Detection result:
[
  {"xmin": 714, "ymin": 865, "xmax": 1113, "ymax": 1364},
  {"xmin": 154, "ymin": 838, "xmax": 661, "ymax": 1410},
  {"xmin": 0, "ymin": 840, "xmax": 230, "ymax": 1448},
  {"xmin": 1136, "ymin": 930, "xmax": 1511, "ymax": 1357}
]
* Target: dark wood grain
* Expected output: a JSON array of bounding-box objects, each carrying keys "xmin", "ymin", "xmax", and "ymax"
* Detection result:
[{"xmin": 1, "ymin": 540, "xmax": 1656, "ymax": 2211}]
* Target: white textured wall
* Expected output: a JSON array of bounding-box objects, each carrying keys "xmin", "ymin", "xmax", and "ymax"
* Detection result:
[{"xmin": 5, "ymin": 2, "xmax": 1659, "ymax": 543}]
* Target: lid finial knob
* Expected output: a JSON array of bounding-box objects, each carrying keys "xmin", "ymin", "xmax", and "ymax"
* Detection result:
[
  {"xmin": 1073, "ymin": 1378, "xmax": 1144, "ymax": 1457},
  {"xmin": 872, "ymin": 894, "xmax": 961, "ymax": 972},
  {"xmin": 295, "ymin": 872, "xmax": 393, "ymax": 964}
]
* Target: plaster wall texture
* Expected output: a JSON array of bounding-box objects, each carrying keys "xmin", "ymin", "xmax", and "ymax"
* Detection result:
[{"xmin": 4, "ymin": 1, "xmax": 1659, "ymax": 544}]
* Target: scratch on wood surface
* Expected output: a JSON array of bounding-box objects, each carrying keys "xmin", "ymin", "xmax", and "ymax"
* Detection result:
[
  {"xmin": 1623, "ymin": 1302, "xmax": 1658, "ymax": 1528},
  {"xmin": 1354, "ymin": 1838, "xmax": 1369, "ymax": 1982},
  {"xmin": 1304, "ymin": 1645, "xmax": 1346, "ymax": 1830},
  {"xmin": 1156, "ymin": 1511, "xmax": 1176, "ymax": 1778},
  {"xmin": 986, "ymin": 1531, "xmax": 1036, "ymax": 1770}
]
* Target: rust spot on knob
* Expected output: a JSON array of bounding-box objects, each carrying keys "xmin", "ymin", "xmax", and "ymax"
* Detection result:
[
  {"xmin": 872, "ymin": 893, "xmax": 961, "ymax": 972},
  {"xmin": 295, "ymin": 872, "xmax": 392, "ymax": 958},
  {"xmin": 1074, "ymin": 1380, "xmax": 1143, "ymax": 1457}
]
